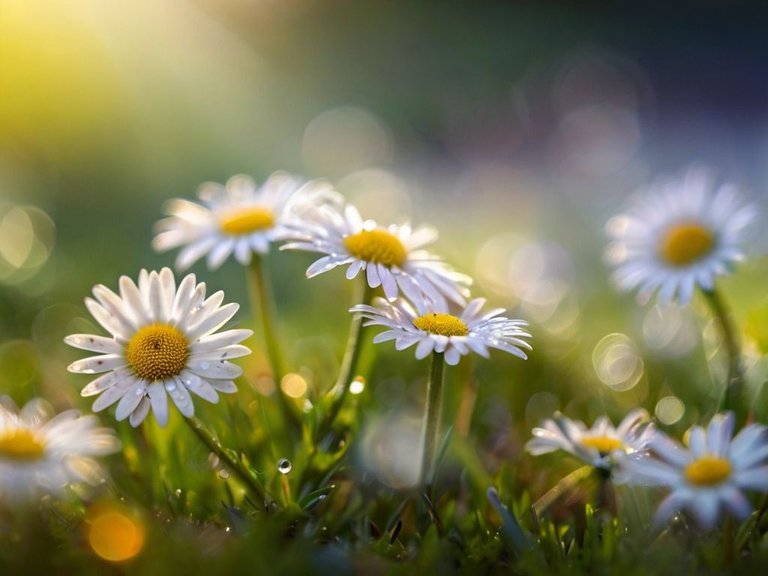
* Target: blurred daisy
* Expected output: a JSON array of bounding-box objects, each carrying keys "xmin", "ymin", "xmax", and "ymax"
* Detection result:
[
  {"xmin": 624, "ymin": 411, "xmax": 768, "ymax": 530},
  {"xmin": 606, "ymin": 166, "xmax": 756, "ymax": 304},
  {"xmin": 282, "ymin": 202, "xmax": 471, "ymax": 306},
  {"xmin": 66, "ymin": 268, "xmax": 252, "ymax": 427},
  {"xmin": 153, "ymin": 172, "xmax": 340, "ymax": 270},
  {"xmin": 0, "ymin": 397, "xmax": 120, "ymax": 502},
  {"xmin": 526, "ymin": 409, "xmax": 655, "ymax": 473},
  {"xmin": 351, "ymin": 294, "xmax": 531, "ymax": 365}
]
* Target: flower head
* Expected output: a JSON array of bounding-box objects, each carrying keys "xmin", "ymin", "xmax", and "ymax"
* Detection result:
[
  {"xmin": 351, "ymin": 294, "xmax": 531, "ymax": 365},
  {"xmin": 282, "ymin": 202, "xmax": 471, "ymax": 306},
  {"xmin": 606, "ymin": 166, "xmax": 756, "ymax": 304},
  {"xmin": 0, "ymin": 397, "xmax": 120, "ymax": 502},
  {"xmin": 526, "ymin": 409, "xmax": 655, "ymax": 472},
  {"xmin": 66, "ymin": 268, "xmax": 252, "ymax": 427},
  {"xmin": 623, "ymin": 412, "xmax": 768, "ymax": 530},
  {"xmin": 153, "ymin": 172, "xmax": 339, "ymax": 270}
]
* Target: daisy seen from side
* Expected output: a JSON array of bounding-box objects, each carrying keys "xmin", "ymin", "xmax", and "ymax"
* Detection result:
[
  {"xmin": 624, "ymin": 411, "xmax": 768, "ymax": 530},
  {"xmin": 605, "ymin": 166, "xmax": 756, "ymax": 304},
  {"xmin": 66, "ymin": 268, "xmax": 252, "ymax": 427},
  {"xmin": 0, "ymin": 397, "xmax": 120, "ymax": 502},
  {"xmin": 153, "ymin": 172, "xmax": 341, "ymax": 270},
  {"xmin": 526, "ymin": 409, "xmax": 655, "ymax": 473},
  {"xmin": 350, "ymin": 294, "xmax": 531, "ymax": 365},
  {"xmin": 282, "ymin": 202, "xmax": 472, "ymax": 306}
]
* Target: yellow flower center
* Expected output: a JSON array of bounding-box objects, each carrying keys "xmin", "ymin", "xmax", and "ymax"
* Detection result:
[
  {"xmin": 684, "ymin": 455, "xmax": 732, "ymax": 486},
  {"xmin": 581, "ymin": 436, "xmax": 623, "ymax": 455},
  {"xmin": 658, "ymin": 222, "xmax": 715, "ymax": 266},
  {"xmin": 219, "ymin": 207, "xmax": 274, "ymax": 236},
  {"xmin": 0, "ymin": 427, "xmax": 46, "ymax": 461},
  {"xmin": 125, "ymin": 324, "xmax": 189, "ymax": 381},
  {"xmin": 412, "ymin": 313, "xmax": 469, "ymax": 337},
  {"xmin": 343, "ymin": 229, "xmax": 407, "ymax": 267}
]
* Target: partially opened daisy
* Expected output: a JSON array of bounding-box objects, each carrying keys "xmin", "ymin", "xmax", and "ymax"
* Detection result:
[
  {"xmin": 526, "ymin": 409, "xmax": 655, "ymax": 473},
  {"xmin": 0, "ymin": 397, "xmax": 120, "ymax": 502},
  {"xmin": 606, "ymin": 166, "xmax": 756, "ymax": 304},
  {"xmin": 152, "ymin": 172, "xmax": 340, "ymax": 270},
  {"xmin": 351, "ymin": 294, "xmax": 532, "ymax": 366},
  {"xmin": 66, "ymin": 268, "xmax": 252, "ymax": 427},
  {"xmin": 282, "ymin": 202, "xmax": 471, "ymax": 306},
  {"xmin": 624, "ymin": 412, "xmax": 768, "ymax": 530}
]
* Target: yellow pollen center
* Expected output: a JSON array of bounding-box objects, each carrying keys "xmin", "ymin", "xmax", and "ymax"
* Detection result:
[
  {"xmin": 219, "ymin": 207, "xmax": 274, "ymax": 236},
  {"xmin": 412, "ymin": 313, "xmax": 469, "ymax": 337},
  {"xmin": 581, "ymin": 436, "xmax": 623, "ymax": 454},
  {"xmin": 343, "ymin": 230, "xmax": 407, "ymax": 267},
  {"xmin": 684, "ymin": 455, "xmax": 732, "ymax": 486},
  {"xmin": 0, "ymin": 427, "xmax": 46, "ymax": 461},
  {"xmin": 659, "ymin": 222, "xmax": 715, "ymax": 266},
  {"xmin": 126, "ymin": 324, "xmax": 189, "ymax": 381}
]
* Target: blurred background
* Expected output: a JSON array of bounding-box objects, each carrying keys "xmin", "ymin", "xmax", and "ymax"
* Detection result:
[{"xmin": 2, "ymin": 0, "xmax": 768, "ymax": 465}]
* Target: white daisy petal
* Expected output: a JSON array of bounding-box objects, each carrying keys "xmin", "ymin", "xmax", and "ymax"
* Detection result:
[
  {"xmin": 84, "ymin": 298, "xmax": 132, "ymax": 340},
  {"xmin": 209, "ymin": 380, "xmax": 238, "ymax": 394},
  {"xmin": 81, "ymin": 372, "xmax": 119, "ymax": 397},
  {"xmin": 64, "ymin": 334, "xmax": 122, "ymax": 354},
  {"xmin": 115, "ymin": 382, "xmax": 147, "ymax": 421},
  {"xmin": 129, "ymin": 397, "xmax": 152, "ymax": 427},
  {"xmin": 168, "ymin": 377, "xmax": 195, "ymax": 417},
  {"xmin": 91, "ymin": 378, "xmax": 135, "ymax": 412},
  {"xmin": 186, "ymin": 302, "xmax": 240, "ymax": 340},
  {"xmin": 188, "ymin": 360, "xmax": 243, "ymax": 379},
  {"xmin": 148, "ymin": 382, "xmax": 169, "ymax": 427},
  {"xmin": 68, "ymin": 354, "xmax": 127, "ymax": 375},
  {"xmin": 180, "ymin": 371, "xmax": 220, "ymax": 403}
]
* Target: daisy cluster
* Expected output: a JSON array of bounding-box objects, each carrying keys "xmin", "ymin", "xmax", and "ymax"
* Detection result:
[
  {"xmin": 527, "ymin": 410, "xmax": 768, "ymax": 531},
  {"xmin": 172, "ymin": 172, "xmax": 532, "ymax": 365}
]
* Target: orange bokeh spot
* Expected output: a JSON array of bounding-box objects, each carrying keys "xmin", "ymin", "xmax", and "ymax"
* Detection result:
[{"xmin": 87, "ymin": 504, "xmax": 146, "ymax": 563}]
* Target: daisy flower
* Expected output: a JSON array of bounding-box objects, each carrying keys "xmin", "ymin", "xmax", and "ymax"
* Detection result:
[
  {"xmin": 0, "ymin": 397, "xmax": 120, "ymax": 502},
  {"xmin": 624, "ymin": 411, "xmax": 768, "ymax": 530},
  {"xmin": 66, "ymin": 268, "xmax": 252, "ymax": 427},
  {"xmin": 152, "ymin": 172, "xmax": 341, "ymax": 270},
  {"xmin": 606, "ymin": 166, "xmax": 756, "ymax": 304},
  {"xmin": 281, "ymin": 202, "xmax": 471, "ymax": 306},
  {"xmin": 350, "ymin": 294, "xmax": 531, "ymax": 365},
  {"xmin": 526, "ymin": 409, "xmax": 655, "ymax": 472}
]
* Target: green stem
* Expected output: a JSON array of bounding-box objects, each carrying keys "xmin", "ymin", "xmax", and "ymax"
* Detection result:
[
  {"xmin": 247, "ymin": 256, "xmax": 300, "ymax": 427},
  {"xmin": 185, "ymin": 416, "xmax": 273, "ymax": 510},
  {"xmin": 321, "ymin": 280, "xmax": 374, "ymax": 433},
  {"xmin": 248, "ymin": 256, "xmax": 286, "ymax": 382},
  {"xmin": 701, "ymin": 288, "xmax": 744, "ymax": 418},
  {"xmin": 420, "ymin": 351, "xmax": 445, "ymax": 489},
  {"xmin": 532, "ymin": 465, "xmax": 593, "ymax": 517}
]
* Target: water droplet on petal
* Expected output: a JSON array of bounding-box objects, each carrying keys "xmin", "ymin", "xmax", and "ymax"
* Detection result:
[{"xmin": 277, "ymin": 458, "xmax": 292, "ymax": 475}]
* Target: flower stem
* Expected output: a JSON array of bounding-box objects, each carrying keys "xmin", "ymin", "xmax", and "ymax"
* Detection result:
[
  {"xmin": 701, "ymin": 288, "xmax": 744, "ymax": 420},
  {"xmin": 420, "ymin": 351, "xmax": 445, "ymax": 490},
  {"xmin": 185, "ymin": 416, "xmax": 273, "ymax": 510},
  {"xmin": 247, "ymin": 256, "xmax": 300, "ymax": 427},
  {"xmin": 320, "ymin": 279, "xmax": 373, "ymax": 435}
]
